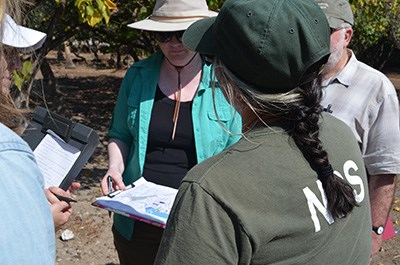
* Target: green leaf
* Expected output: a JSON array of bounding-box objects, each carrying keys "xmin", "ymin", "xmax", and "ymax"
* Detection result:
[
  {"xmin": 88, "ymin": 10, "xmax": 103, "ymax": 26},
  {"xmin": 96, "ymin": 0, "xmax": 110, "ymax": 24},
  {"xmin": 12, "ymin": 61, "xmax": 33, "ymax": 91},
  {"xmin": 86, "ymin": 5, "xmax": 95, "ymax": 16}
]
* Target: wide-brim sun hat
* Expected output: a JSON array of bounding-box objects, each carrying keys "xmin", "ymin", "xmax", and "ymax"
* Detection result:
[
  {"xmin": 183, "ymin": 0, "xmax": 331, "ymax": 93},
  {"xmin": 128, "ymin": 0, "xmax": 217, "ymax": 32},
  {"xmin": 1, "ymin": 14, "xmax": 47, "ymax": 53}
]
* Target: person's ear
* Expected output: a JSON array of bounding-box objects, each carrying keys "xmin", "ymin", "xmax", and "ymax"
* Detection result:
[{"xmin": 343, "ymin": 27, "xmax": 353, "ymax": 46}]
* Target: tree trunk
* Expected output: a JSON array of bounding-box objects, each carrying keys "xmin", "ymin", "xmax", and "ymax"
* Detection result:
[
  {"xmin": 21, "ymin": 58, "xmax": 58, "ymax": 109},
  {"xmin": 64, "ymin": 41, "xmax": 76, "ymax": 69}
]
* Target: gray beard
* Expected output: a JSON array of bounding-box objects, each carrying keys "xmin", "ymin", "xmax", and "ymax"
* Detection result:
[{"xmin": 322, "ymin": 47, "xmax": 343, "ymax": 75}]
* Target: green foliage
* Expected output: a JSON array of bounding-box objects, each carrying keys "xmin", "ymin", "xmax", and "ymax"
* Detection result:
[
  {"xmin": 75, "ymin": 0, "xmax": 117, "ymax": 26},
  {"xmin": 12, "ymin": 61, "xmax": 33, "ymax": 91},
  {"xmin": 81, "ymin": 0, "xmax": 158, "ymax": 62},
  {"xmin": 349, "ymin": 0, "xmax": 399, "ymax": 68},
  {"xmin": 207, "ymin": 0, "xmax": 225, "ymax": 11}
]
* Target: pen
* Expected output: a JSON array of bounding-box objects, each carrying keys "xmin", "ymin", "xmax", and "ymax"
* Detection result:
[
  {"xmin": 107, "ymin": 176, "xmax": 113, "ymax": 217},
  {"xmin": 107, "ymin": 175, "xmax": 113, "ymax": 194},
  {"xmin": 54, "ymin": 194, "xmax": 77, "ymax": 203}
]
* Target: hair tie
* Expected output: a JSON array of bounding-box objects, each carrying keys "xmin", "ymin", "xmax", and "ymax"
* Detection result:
[{"xmin": 318, "ymin": 164, "xmax": 333, "ymax": 178}]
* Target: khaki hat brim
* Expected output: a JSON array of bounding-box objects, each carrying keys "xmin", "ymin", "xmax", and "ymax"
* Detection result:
[{"xmin": 128, "ymin": 11, "xmax": 217, "ymax": 32}]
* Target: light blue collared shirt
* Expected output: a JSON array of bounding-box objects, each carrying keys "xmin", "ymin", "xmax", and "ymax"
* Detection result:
[{"xmin": 0, "ymin": 123, "xmax": 55, "ymax": 265}]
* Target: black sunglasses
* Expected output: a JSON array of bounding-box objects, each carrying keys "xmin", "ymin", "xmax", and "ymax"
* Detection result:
[{"xmin": 152, "ymin": 31, "xmax": 185, "ymax": 43}]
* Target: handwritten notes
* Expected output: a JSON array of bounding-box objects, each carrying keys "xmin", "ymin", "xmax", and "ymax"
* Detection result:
[{"xmin": 33, "ymin": 130, "xmax": 81, "ymax": 188}]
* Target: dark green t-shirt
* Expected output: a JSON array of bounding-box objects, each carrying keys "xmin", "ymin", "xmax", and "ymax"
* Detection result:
[{"xmin": 155, "ymin": 114, "xmax": 371, "ymax": 265}]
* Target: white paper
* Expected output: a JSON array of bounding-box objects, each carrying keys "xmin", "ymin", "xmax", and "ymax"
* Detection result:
[
  {"xmin": 96, "ymin": 177, "xmax": 178, "ymax": 225},
  {"xmin": 33, "ymin": 130, "xmax": 81, "ymax": 188}
]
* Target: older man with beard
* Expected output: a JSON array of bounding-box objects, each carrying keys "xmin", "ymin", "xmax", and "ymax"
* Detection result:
[{"xmin": 316, "ymin": 0, "xmax": 400, "ymax": 257}]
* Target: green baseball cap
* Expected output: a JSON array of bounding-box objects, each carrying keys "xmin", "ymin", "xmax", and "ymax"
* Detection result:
[
  {"xmin": 315, "ymin": 0, "xmax": 354, "ymax": 29},
  {"xmin": 183, "ymin": 0, "xmax": 331, "ymax": 93}
]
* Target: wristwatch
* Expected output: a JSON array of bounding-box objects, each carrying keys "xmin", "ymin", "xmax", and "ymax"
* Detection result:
[{"xmin": 372, "ymin": 225, "xmax": 384, "ymax": 235}]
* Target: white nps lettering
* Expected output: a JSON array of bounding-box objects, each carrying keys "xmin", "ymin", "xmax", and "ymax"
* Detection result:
[
  {"xmin": 303, "ymin": 160, "xmax": 365, "ymax": 232},
  {"xmin": 334, "ymin": 160, "xmax": 365, "ymax": 203},
  {"xmin": 303, "ymin": 181, "xmax": 334, "ymax": 232}
]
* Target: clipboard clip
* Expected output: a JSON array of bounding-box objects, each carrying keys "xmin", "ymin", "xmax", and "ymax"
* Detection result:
[
  {"xmin": 108, "ymin": 183, "xmax": 136, "ymax": 198},
  {"xmin": 42, "ymin": 111, "xmax": 74, "ymax": 142}
]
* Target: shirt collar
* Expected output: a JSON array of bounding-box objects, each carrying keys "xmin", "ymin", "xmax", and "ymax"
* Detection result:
[
  {"xmin": 198, "ymin": 60, "xmax": 213, "ymax": 93},
  {"xmin": 322, "ymin": 49, "xmax": 357, "ymax": 88}
]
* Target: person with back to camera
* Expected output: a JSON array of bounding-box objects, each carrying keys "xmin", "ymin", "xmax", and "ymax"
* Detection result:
[
  {"xmin": 315, "ymin": 0, "xmax": 400, "ymax": 256},
  {"xmin": 154, "ymin": 0, "xmax": 372, "ymax": 264},
  {"xmin": 100, "ymin": 0, "xmax": 242, "ymax": 264}
]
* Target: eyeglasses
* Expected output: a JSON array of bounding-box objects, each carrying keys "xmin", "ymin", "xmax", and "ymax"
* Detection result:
[{"xmin": 152, "ymin": 31, "xmax": 185, "ymax": 43}]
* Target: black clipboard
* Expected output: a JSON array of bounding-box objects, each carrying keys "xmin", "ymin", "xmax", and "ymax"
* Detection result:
[{"xmin": 22, "ymin": 106, "xmax": 100, "ymax": 190}]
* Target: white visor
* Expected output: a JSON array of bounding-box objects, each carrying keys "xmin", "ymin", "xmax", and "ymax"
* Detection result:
[{"xmin": 1, "ymin": 14, "xmax": 47, "ymax": 52}]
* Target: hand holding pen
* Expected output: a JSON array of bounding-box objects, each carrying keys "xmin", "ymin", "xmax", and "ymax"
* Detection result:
[
  {"xmin": 101, "ymin": 174, "xmax": 135, "ymax": 217},
  {"xmin": 104, "ymin": 175, "xmax": 132, "ymax": 217},
  {"xmin": 50, "ymin": 182, "xmax": 80, "ymax": 203},
  {"xmin": 104, "ymin": 175, "xmax": 135, "ymax": 197},
  {"xmin": 45, "ymin": 185, "xmax": 79, "ymax": 230},
  {"xmin": 46, "ymin": 186, "xmax": 79, "ymax": 203},
  {"xmin": 100, "ymin": 171, "xmax": 127, "ymax": 195}
]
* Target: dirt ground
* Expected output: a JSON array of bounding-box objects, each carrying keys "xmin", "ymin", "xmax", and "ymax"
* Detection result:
[{"xmin": 33, "ymin": 52, "xmax": 400, "ymax": 265}]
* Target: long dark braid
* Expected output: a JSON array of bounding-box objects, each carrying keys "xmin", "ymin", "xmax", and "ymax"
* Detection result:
[
  {"xmin": 288, "ymin": 76, "xmax": 357, "ymax": 218},
  {"xmin": 214, "ymin": 59, "xmax": 357, "ymax": 219}
]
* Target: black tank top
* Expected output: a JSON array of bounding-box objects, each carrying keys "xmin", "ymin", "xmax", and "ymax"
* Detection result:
[{"xmin": 142, "ymin": 86, "xmax": 197, "ymax": 189}]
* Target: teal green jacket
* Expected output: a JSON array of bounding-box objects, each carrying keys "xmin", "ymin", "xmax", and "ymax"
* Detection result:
[{"xmin": 108, "ymin": 51, "xmax": 242, "ymax": 239}]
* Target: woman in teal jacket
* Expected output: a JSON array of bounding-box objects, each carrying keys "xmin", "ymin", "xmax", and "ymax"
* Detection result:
[{"xmin": 100, "ymin": 0, "xmax": 241, "ymax": 264}]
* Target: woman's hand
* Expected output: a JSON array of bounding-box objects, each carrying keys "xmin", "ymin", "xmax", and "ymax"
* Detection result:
[
  {"xmin": 102, "ymin": 139, "xmax": 129, "ymax": 195},
  {"xmin": 45, "ymin": 182, "xmax": 80, "ymax": 230},
  {"xmin": 67, "ymin": 181, "xmax": 81, "ymax": 193},
  {"xmin": 45, "ymin": 187, "xmax": 76, "ymax": 230},
  {"xmin": 101, "ymin": 170, "xmax": 126, "ymax": 195}
]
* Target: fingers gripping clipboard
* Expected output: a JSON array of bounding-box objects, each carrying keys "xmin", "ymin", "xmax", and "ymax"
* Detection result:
[{"xmin": 22, "ymin": 106, "xmax": 99, "ymax": 190}]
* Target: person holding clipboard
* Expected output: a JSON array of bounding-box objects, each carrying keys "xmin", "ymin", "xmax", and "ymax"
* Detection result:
[
  {"xmin": 0, "ymin": 2, "xmax": 79, "ymax": 263},
  {"xmin": 1, "ymin": 3, "xmax": 80, "ymax": 231},
  {"xmin": 1, "ymin": 1, "xmax": 56, "ymax": 264},
  {"xmin": 101, "ymin": 0, "xmax": 241, "ymax": 264}
]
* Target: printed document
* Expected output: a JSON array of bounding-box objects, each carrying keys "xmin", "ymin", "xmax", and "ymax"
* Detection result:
[{"xmin": 95, "ymin": 177, "xmax": 178, "ymax": 227}]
